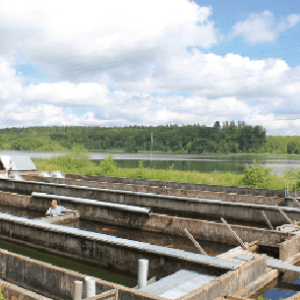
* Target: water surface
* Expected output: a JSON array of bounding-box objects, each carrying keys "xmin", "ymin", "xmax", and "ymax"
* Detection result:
[
  {"xmin": 2, "ymin": 150, "xmax": 298, "ymax": 176},
  {"xmin": 0, "ymin": 239, "xmax": 136, "ymax": 287},
  {"xmin": 67, "ymin": 219, "xmax": 234, "ymax": 256}
]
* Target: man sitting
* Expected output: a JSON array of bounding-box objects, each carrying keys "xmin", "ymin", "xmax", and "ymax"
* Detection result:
[{"xmin": 45, "ymin": 199, "xmax": 78, "ymax": 216}]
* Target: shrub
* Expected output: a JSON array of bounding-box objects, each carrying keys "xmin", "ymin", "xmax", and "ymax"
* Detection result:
[
  {"xmin": 239, "ymin": 161, "xmax": 272, "ymax": 188},
  {"xmin": 100, "ymin": 154, "xmax": 117, "ymax": 176}
]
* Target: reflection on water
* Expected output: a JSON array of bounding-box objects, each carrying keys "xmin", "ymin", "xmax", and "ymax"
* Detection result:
[
  {"xmin": 67, "ymin": 219, "xmax": 234, "ymax": 256},
  {"xmin": 1, "ymin": 151, "xmax": 300, "ymax": 175},
  {"xmin": 93, "ymin": 154, "xmax": 300, "ymax": 176},
  {"xmin": 251, "ymin": 269, "xmax": 300, "ymax": 299},
  {"xmin": 0, "ymin": 239, "xmax": 136, "ymax": 287}
]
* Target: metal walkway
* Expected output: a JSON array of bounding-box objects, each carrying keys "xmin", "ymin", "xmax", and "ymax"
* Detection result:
[
  {"xmin": 235, "ymin": 254, "xmax": 300, "ymax": 273},
  {"xmin": 0, "ymin": 212, "xmax": 242, "ymax": 270},
  {"xmin": 139, "ymin": 269, "xmax": 215, "ymax": 299}
]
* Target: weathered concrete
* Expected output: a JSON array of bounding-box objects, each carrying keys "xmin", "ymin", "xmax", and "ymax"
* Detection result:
[
  {"xmin": 0, "ymin": 278, "xmax": 53, "ymax": 300},
  {"xmin": 240, "ymin": 269, "xmax": 278, "ymax": 298},
  {"xmin": 0, "ymin": 248, "xmax": 165, "ymax": 300},
  {"xmin": 0, "ymin": 179, "xmax": 296, "ymax": 225},
  {"xmin": 0, "ymin": 190, "xmax": 289, "ymax": 247},
  {"xmin": 65, "ymin": 174, "xmax": 286, "ymax": 198},
  {"xmin": 23, "ymin": 175, "xmax": 285, "ymax": 206},
  {"xmin": 279, "ymin": 235, "xmax": 300, "ymax": 261},
  {"xmin": 178, "ymin": 255, "xmax": 267, "ymax": 300},
  {"xmin": 0, "ymin": 246, "xmax": 273, "ymax": 300},
  {"xmin": 0, "ymin": 213, "xmax": 241, "ymax": 278}
]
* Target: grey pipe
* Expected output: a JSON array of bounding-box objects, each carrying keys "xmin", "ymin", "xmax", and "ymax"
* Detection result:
[{"xmin": 31, "ymin": 192, "xmax": 152, "ymax": 215}]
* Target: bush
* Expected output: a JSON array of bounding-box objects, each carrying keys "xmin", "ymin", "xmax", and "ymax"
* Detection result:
[
  {"xmin": 239, "ymin": 161, "xmax": 272, "ymax": 188},
  {"xmin": 100, "ymin": 154, "xmax": 117, "ymax": 175}
]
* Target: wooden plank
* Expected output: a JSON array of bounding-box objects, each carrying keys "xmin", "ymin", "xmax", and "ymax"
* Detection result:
[
  {"xmin": 84, "ymin": 289, "xmax": 117, "ymax": 300},
  {"xmin": 221, "ymin": 218, "xmax": 248, "ymax": 250},
  {"xmin": 184, "ymin": 228, "xmax": 208, "ymax": 255}
]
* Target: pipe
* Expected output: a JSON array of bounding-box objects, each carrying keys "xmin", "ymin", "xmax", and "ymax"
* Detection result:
[
  {"xmin": 32, "ymin": 192, "xmax": 152, "ymax": 215},
  {"xmin": 85, "ymin": 276, "xmax": 96, "ymax": 298},
  {"xmin": 138, "ymin": 259, "xmax": 149, "ymax": 289},
  {"xmin": 73, "ymin": 281, "xmax": 83, "ymax": 300}
]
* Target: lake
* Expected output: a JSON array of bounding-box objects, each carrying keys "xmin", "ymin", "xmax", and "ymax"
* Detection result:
[{"xmin": 2, "ymin": 150, "xmax": 300, "ymax": 176}]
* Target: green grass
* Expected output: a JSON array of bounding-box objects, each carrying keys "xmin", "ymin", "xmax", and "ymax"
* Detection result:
[{"xmin": 33, "ymin": 158, "xmax": 286, "ymax": 190}]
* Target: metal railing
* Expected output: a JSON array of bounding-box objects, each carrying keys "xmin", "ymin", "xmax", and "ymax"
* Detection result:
[{"xmin": 285, "ymin": 178, "xmax": 300, "ymax": 198}]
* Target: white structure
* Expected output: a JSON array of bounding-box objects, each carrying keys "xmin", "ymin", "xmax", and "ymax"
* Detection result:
[{"xmin": 0, "ymin": 155, "xmax": 36, "ymax": 171}]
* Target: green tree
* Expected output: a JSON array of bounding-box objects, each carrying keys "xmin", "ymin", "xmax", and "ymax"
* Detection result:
[
  {"xmin": 239, "ymin": 161, "xmax": 272, "ymax": 188},
  {"xmin": 100, "ymin": 154, "xmax": 117, "ymax": 175},
  {"xmin": 51, "ymin": 143, "xmax": 94, "ymax": 173}
]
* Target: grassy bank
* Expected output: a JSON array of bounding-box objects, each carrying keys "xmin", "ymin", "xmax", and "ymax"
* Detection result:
[{"xmin": 33, "ymin": 156, "xmax": 286, "ymax": 190}]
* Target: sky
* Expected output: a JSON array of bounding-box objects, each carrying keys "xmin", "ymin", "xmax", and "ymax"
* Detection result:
[{"xmin": 0, "ymin": 0, "xmax": 299, "ymax": 135}]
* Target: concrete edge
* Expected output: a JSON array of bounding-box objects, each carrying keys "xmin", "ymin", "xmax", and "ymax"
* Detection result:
[{"xmin": 0, "ymin": 278, "xmax": 53, "ymax": 300}]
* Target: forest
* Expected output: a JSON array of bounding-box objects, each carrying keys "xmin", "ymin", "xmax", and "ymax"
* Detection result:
[{"xmin": 0, "ymin": 121, "xmax": 299, "ymax": 154}]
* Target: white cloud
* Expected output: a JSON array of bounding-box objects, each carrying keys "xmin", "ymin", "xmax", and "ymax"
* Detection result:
[
  {"xmin": 0, "ymin": 47, "xmax": 299, "ymax": 134},
  {"xmin": 0, "ymin": 2, "xmax": 299, "ymax": 135},
  {"xmin": 232, "ymin": 11, "xmax": 300, "ymax": 44},
  {"xmin": 24, "ymin": 82, "xmax": 110, "ymax": 106},
  {"xmin": 0, "ymin": 0, "xmax": 218, "ymax": 82}
]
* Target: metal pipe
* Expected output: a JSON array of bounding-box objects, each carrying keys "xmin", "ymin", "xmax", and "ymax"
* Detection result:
[
  {"xmin": 32, "ymin": 192, "xmax": 152, "ymax": 215},
  {"xmin": 149, "ymin": 133, "xmax": 153, "ymax": 180},
  {"xmin": 85, "ymin": 276, "xmax": 96, "ymax": 298},
  {"xmin": 138, "ymin": 259, "xmax": 149, "ymax": 289},
  {"xmin": 73, "ymin": 281, "xmax": 83, "ymax": 300}
]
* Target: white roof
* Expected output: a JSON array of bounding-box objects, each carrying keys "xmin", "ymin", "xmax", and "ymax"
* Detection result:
[{"xmin": 0, "ymin": 155, "xmax": 36, "ymax": 171}]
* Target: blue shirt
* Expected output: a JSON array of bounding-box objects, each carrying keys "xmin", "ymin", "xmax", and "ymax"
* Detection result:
[{"xmin": 46, "ymin": 206, "xmax": 66, "ymax": 216}]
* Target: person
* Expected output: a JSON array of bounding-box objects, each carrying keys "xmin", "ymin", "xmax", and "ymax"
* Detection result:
[
  {"xmin": 45, "ymin": 199, "xmax": 78, "ymax": 216},
  {"xmin": 8, "ymin": 160, "xmax": 13, "ymax": 177}
]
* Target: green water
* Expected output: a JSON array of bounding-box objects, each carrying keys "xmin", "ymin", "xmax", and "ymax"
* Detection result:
[{"xmin": 0, "ymin": 239, "xmax": 136, "ymax": 287}]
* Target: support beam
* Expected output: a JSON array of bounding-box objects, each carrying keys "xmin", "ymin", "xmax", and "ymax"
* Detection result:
[
  {"xmin": 293, "ymin": 198, "xmax": 300, "ymax": 208},
  {"xmin": 277, "ymin": 206, "xmax": 293, "ymax": 224},
  {"xmin": 262, "ymin": 211, "xmax": 274, "ymax": 230},
  {"xmin": 221, "ymin": 218, "xmax": 248, "ymax": 250},
  {"xmin": 184, "ymin": 228, "xmax": 207, "ymax": 256}
]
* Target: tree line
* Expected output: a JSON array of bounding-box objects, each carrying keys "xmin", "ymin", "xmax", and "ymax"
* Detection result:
[
  {"xmin": 0, "ymin": 121, "xmax": 276, "ymax": 153},
  {"xmin": 1, "ymin": 122, "xmax": 300, "ymax": 154}
]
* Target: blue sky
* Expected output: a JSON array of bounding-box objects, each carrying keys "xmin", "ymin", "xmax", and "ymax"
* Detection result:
[
  {"xmin": 0, "ymin": 0, "xmax": 299, "ymax": 134},
  {"xmin": 200, "ymin": 0, "xmax": 300, "ymax": 67}
]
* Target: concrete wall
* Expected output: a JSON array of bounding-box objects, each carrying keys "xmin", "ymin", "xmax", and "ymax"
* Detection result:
[
  {"xmin": 0, "ymin": 278, "xmax": 53, "ymax": 300},
  {"xmin": 0, "ymin": 249, "xmax": 163, "ymax": 300},
  {"xmin": 23, "ymin": 175, "xmax": 285, "ymax": 206},
  {"xmin": 65, "ymin": 174, "xmax": 285, "ymax": 198},
  {"xmin": 0, "ymin": 191, "xmax": 289, "ymax": 247},
  {"xmin": 279, "ymin": 235, "xmax": 300, "ymax": 261},
  {"xmin": 179, "ymin": 255, "xmax": 267, "ymax": 300},
  {"xmin": 0, "ymin": 216, "xmax": 229, "ymax": 278},
  {"xmin": 0, "ymin": 246, "xmax": 270, "ymax": 300},
  {"xmin": 0, "ymin": 179, "xmax": 296, "ymax": 226}
]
